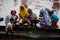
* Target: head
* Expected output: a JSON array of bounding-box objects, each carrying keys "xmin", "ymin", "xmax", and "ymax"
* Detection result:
[
  {"xmin": 48, "ymin": 11, "xmax": 54, "ymax": 16},
  {"xmin": 45, "ymin": 8, "xmax": 50, "ymax": 13},
  {"xmin": 10, "ymin": 18, "xmax": 14, "ymax": 23},
  {"xmin": 11, "ymin": 10, "xmax": 16, "ymax": 16},
  {"xmin": 28, "ymin": 9, "xmax": 33, "ymax": 14},
  {"xmin": 20, "ymin": 6, "xmax": 24, "ymax": 10}
]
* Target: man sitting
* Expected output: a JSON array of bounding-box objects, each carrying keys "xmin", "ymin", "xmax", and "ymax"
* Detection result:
[{"xmin": 48, "ymin": 11, "xmax": 59, "ymax": 28}]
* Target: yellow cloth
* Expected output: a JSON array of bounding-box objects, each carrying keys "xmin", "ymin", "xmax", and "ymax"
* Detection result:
[{"xmin": 19, "ymin": 4, "xmax": 28, "ymax": 19}]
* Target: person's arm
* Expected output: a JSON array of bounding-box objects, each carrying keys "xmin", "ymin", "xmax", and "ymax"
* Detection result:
[
  {"xmin": 24, "ymin": 12, "xmax": 29, "ymax": 21},
  {"xmin": 39, "ymin": 12, "xmax": 43, "ymax": 17},
  {"xmin": 25, "ymin": 12, "xmax": 28, "ymax": 18},
  {"xmin": 14, "ymin": 15, "xmax": 18, "ymax": 20},
  {"xmin": 18, "ymin": 13, "xmax": 20, "ymax": 17}
]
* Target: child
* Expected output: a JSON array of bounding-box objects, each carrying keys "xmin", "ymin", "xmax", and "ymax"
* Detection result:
[{"xmin": 5, "ymin": 18, "xmax": 15, "ymax": 33}]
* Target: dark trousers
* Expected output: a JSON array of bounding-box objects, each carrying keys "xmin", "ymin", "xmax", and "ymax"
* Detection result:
[{"xmin": 30, "ymin": 19, "xmax": 38, "ymax": 27}]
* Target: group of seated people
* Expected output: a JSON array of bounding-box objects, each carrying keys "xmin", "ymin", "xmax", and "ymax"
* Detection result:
[{"xmin": 5, "ymin": 4, "xmax": 59, "ymax": 33}]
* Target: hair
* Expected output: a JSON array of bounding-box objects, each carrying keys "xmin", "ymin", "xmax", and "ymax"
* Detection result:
[
  {"xmin": 10, "ymin": 18, "xmax": 14, "ymax": 22},
  {"xmin": 28, "ymin": 9, "xmax": 32, "ymax": 13},
  {"xmin": 11, "ymin": 10, "xmax": 16, "ymax": 14},
  {"xmin": 45, "ymin": 8, "xmax": 50, "ymax": 13},
  {"xmin": 48, "ymin": 11, "xmax": 54, "ymax": 14},
  {"xmin": 20, "ymin": 6, "xmax": 24, "ymax": 10}
]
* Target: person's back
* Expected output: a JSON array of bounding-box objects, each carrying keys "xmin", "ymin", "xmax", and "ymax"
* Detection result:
[
  {"xmin": 50, "ymin": 13, "xmax": 59, "ymax": 22},
  {"xmin": 48, "ymin": 11, "xmax": 59, "ymax": 25},
  {"xmin": 48, "ymin": 11, "xmax": 59, "ymax": 28}
]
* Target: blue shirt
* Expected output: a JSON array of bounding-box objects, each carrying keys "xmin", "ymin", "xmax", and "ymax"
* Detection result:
[{"xmin": 50, "ymin": 13, "xmax": 59, "ymax": 22}]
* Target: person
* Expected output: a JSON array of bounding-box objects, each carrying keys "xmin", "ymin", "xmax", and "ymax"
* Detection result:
[
  {"xmin": 48, "ymin": 11, "xmax": 59, "ymax": 28},
  {"xmin": 40, "ymin": 9, "xmax": 52, "ymax": 28},
  {"xmin": 28, "ymin": 9, "xmax": 37, "ymax": 27},
  {"xmin": 19, "ymin": 4, "xmax": 29, "ymax": 24},
  {"xmin": 5, "ymin": 10, "xmax": 18, "ymax": 32},
  {"xmin": 5, "ymin": 10, "xmax": 18, "ymax": 25},
  {"xmin": 5, "ymin": 18, "xmax": 15, "ymax": 33}
]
